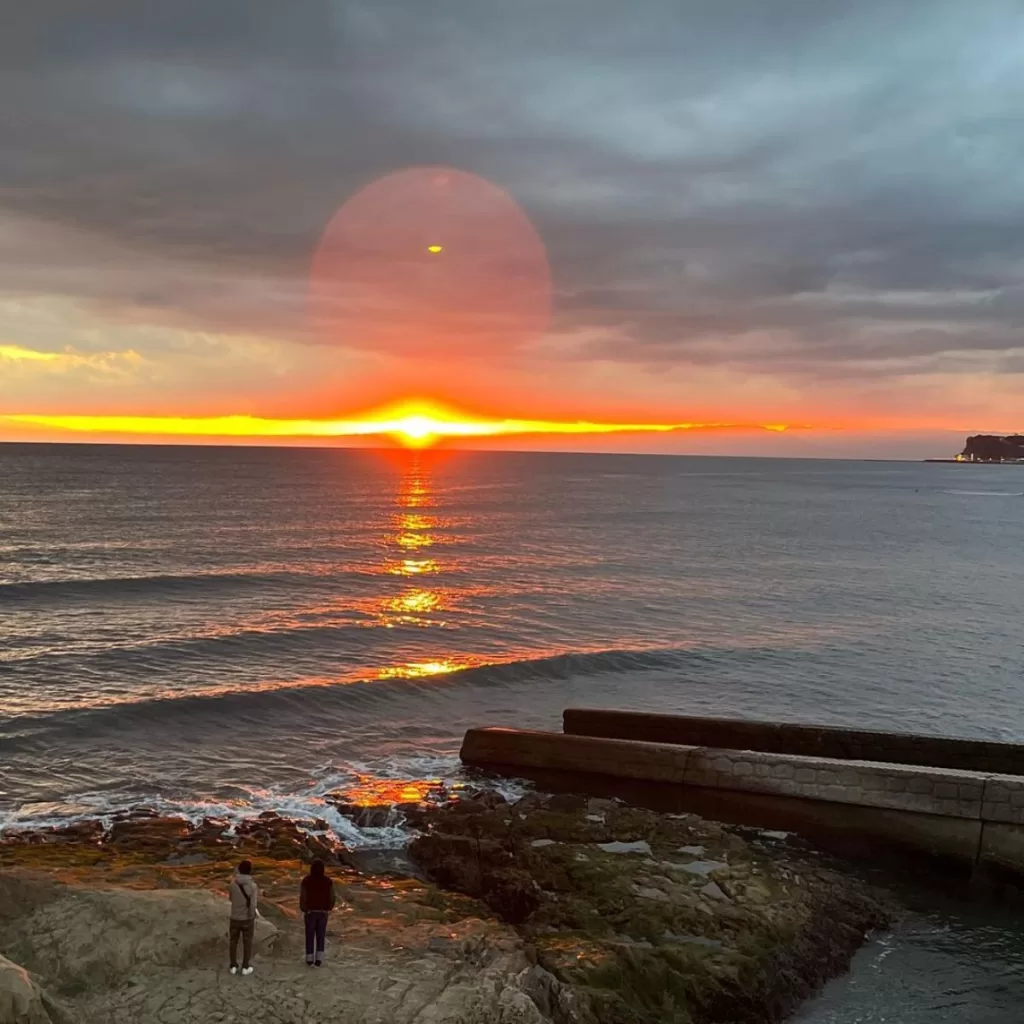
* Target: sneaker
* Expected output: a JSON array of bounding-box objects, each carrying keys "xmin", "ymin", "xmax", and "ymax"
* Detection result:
[
  {"xmin": 314, "ymin": 960, "xmax": 323, "ymax": 968},
  {"xmin": 241, "ymin": 966, "xmax": 254, "ymax": 976},
  {"xmin": 229, "ymin": 966, "xmax": 238, "ymax": 975}
]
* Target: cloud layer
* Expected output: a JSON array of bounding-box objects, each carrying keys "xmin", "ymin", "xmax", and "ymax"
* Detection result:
[{"xmin": 1, "ymin": 1, "xmax": 1022, "ymax": 446}]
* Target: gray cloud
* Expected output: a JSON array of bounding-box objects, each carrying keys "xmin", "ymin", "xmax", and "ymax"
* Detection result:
[{"xmin": 2, "ymin": 0, "xmax": 1024, "ymax": 385}]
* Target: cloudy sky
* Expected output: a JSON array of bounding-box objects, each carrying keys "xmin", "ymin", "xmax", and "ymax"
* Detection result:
[{"xmin": 1, "ymin": 0, "xmax": 1022, "ymax": 456}]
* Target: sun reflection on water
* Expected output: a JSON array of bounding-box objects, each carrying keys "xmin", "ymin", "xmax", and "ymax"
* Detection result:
[
  {"xmin": 372, "ymin": 454, "xmax": 482, "ymax": 669},
  {"xmin": 380, "ymin": 589, "xmax": 444, "ymax": 618},
  {"xmin": 334, "ymin": 772, "xmax": 448, "ymax": 807},
  {"xmin": 396, "ymin": 532, "xmax": 434, "ymax": 550},
  {"xmin": 388, "ymin": 558, "xmax": 440, "ymax": 576},
  {"xmin": 376, "ymin": 659, "xmax": 470, "ymax": 679}
]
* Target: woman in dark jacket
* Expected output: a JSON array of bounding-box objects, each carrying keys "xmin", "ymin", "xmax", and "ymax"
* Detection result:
[{"xmin": 299, "ymin": 859, "xmax": 336, "ymax": 966}]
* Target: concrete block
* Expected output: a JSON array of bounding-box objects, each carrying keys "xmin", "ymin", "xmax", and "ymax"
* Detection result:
[
  {"xmin": 979, "ymin": 821, "xmax": 1024, "ymax": 874},
  {"xmin": 981, "ymin": 776, "xmax": 1024, "ymax": 825}
]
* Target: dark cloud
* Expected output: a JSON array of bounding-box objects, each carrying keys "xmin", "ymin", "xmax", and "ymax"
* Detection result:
[{"xmin": 2, "ymin": 0, "xmax": 1024, "ymax": 383}]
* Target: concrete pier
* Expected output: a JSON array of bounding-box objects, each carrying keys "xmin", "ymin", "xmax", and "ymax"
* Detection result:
[
  {"xmin": 460, "ymin": 726, "xmax": 1024, "ymax": 878},
  {"xmin": 562, "ymin": 709, "xmax": 1024, "ymax": 776}
]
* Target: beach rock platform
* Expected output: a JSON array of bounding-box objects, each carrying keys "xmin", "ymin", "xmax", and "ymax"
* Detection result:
[
  {"xmin": 408, "ymin": 791, "xmax": 890, "ymax": 1024},
  {"xmin": 0, "ymin": 791, "xmax": 890, "ymax": 1024}
]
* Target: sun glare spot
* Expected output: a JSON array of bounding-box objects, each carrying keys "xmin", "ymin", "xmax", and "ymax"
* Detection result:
[
  {"xmin": 377, "ymin": 660, "xmax": 466, "ymax": 680},
  {"xmin": 389, "ymin": 558, "xmax": 439, "ymax": 575},
  {"xmin": 397, "ymin": 532, "xmax": 433, "ymax": 549},
  {"xmin": 337, "ymin": 773, "xmax": 445, "ymax": 807}
]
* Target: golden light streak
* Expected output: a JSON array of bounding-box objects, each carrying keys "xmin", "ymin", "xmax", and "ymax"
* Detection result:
[
  {"xmin": 2, "ymin": 400, "xmax": 795, "ymax": 448},
  {"xmin": 0, "ymin": 345, "xmax": 60, "ymax": 363},
  {"xmin": 377, "ymin": 659, "xmax": 468, "ymax": 679}
]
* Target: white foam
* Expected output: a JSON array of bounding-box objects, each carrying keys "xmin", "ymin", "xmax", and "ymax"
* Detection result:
[{"xmin": 0, "ymin": 754, "xmax": 532, "ymax": 851}]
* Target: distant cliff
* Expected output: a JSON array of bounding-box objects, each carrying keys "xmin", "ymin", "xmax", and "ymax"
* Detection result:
[{"xmin": 961, "ymin": 434, "xmax": 1024, "ymax": 462}]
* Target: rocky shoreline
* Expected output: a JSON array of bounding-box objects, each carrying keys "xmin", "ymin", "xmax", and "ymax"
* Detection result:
[{"xmin": 0, "ymin": 788, "xmax": 891, "ymax": 1024}]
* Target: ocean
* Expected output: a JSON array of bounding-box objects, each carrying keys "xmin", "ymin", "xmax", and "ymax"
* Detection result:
[{"xmin": 2, "ymin": 442, "xmax": 1023, "ymax": 1019}]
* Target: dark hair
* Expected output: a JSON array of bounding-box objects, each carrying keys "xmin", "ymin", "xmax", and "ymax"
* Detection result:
[
  {"xmin": 238, "ymin": 860, "xmax": 253, "ymax": 875},
  {"xmin": 310, "ymin": 859, "xmax": 325, "ymax": 877}
]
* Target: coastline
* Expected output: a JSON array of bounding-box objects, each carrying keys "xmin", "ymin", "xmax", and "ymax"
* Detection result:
[{"xmin": 0, "ymin": 789, "xmax": 890, "ymax": 1024}]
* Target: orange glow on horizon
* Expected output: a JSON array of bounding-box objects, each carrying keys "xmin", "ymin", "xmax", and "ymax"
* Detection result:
[{"xmin": 0, "ymin": 400, "xmax": 798, "ymax": 448}]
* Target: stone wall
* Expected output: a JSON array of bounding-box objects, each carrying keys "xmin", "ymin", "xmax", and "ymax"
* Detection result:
[
  {"xmin": 460, "ymin": 727, "xmax": 1024, "ymax": 877},
  {"xmin": 563, "ymin": 709, "xmax": 1024, "ymax": 776}
]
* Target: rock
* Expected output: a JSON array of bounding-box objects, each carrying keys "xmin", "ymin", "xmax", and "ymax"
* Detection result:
[
  {"xmin": 674, "ymin": 860, "xmax": 727, "ymax": 877},
  {"xmin": 163, "ymin": 852, "xmax": 210, "ymax": 866},
  {"xmin": 409, "ymin": 835, "xmax": 538, "ymax": 924},
  {"xmin": 677, "ymin": 845, "xmax": 705, "ymax": 856},
  {"xmin": 700, "ymin": 882, "xmax": 729, "ymax": 902},
  {"xmin": 331, "ymin": 802, "xmax": 401, "ymax": 829},
  {"xmin": 1, "ymin": 886, "xmax": 277, "ymax": 985},
  {"xmin": 484, "ymin": 869, "xmax": 540, "ymax": 925},
  {"xmin": 0, "ymin": 872, "xmax": 581, "ymax": 1024},
  {"xmin": 458, "ymin": 788, "xmax": 509, "ymax": 811},
  {"xmin": 105, "ymin": 815, "xmax": 192, "ymax": 851},
  {"xmin": 545, "ymin": 793, "xmax": 585, "ymax": 814},
  {"xmin": 662, "ymin": 931, "xmax": 724, "ymax": 950},
  {"xmin": 511, "ymin": 794, "xmax": 545, "ymax": 815},
  {"xmin": 530, "ymin": 839, "xmax": 556, "ymax": 849},
  {"xmin": 50, "ymin": 821, "xmax": 104, "ymax": 843},
  {"xmin": 632, "ymin": 885, "xmax": 671, "ymax": 903},
  {"xmin": 595, "ymin": 840, "xmax": 652, "ymax": 856},
  {"xmin": 0, "ymin": 955, "xmax": 57, "ymax": 1024}
]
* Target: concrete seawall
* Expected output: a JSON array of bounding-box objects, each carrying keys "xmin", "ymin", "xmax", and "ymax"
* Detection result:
[
  {"xmin": 460, "ymin": 727, "xmax": 1024, "ymax": 878},
  {"xmin": 562, "ymin": 709, "xmax": 1024, "ymax": 776}
]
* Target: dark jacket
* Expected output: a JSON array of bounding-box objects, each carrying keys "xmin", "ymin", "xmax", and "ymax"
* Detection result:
[{"xmin": 300, "ymin": 871, "xmax": 336, "ymax": 913}]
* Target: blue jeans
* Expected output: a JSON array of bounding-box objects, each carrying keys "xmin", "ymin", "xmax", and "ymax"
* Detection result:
[{"xmin": 304, "ymin": 911, "xmax": 328, "ymax": 963}]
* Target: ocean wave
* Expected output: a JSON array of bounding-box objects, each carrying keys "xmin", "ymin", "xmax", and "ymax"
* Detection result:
[
  {"xmin": 0, "ymin": 614, "xmax": 444, "ymax": 674},
  {"xmin": 0, "ymin": 568, "xmax": 382, "ymax": 603},
  {"xmin": 0, "ymin": 646, "xmax": 688, "ymax": 742}
]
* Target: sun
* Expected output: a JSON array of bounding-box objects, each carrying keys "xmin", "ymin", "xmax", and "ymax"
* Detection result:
[{"xmin": 392, "ymin": 415, "xmax": 439, "ymax": 448}]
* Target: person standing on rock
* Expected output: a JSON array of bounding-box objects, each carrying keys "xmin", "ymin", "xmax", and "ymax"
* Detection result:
[
  {"xmin": 300, "ymin": 858, "xmax": 336, "ymax": 966},
  {"xmin": 228, "ymin": 860, "xmax": 259, "ymax": 975}
]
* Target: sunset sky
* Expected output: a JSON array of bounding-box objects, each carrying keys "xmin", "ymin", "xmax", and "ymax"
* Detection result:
[{"xmin": 1, "ymin": 1, "xmax": 1022, "ymax": 458}]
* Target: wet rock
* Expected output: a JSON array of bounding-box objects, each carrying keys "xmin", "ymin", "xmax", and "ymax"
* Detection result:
[
  {"xmin": 700, "ymin": 882, "xmax": 729, "ymax": 902},
  {"xmin": 457, "ymin": 788, "xmax": 509, "ymax": 811},
  {"xmin": 104, "ymin": 816, "xmax": 192, "ymax": 853},
  {"xmin": 545, "ymin": 793, "xmax": 586, "ymax": 814},
  {"xmin": 408, "ymin": 834, "xmax": 539, "ymax": 924},
  {"xmin": 674, "ymin": 860, "xmax": 727, "ymax": 877},
  {"xmin": 50, "ymin": 821, "xmax": 104, "ymax": 843},
  {"xmin": 662, "ymin": 931, "xmax": 724, "ymax": 949},
  {"xmin": 596, "ymin": 840, "xmax": 652, "ymax": 856},
  {"xmin": 331, "ymin": 802, "xmax": 402, "ymax": 829},
  {"xmin": 632, "ymin": 885, "xmax": 671, "ymax": 903},
  {"xmin": 162, "ymin": 852, "xmax": 210, "ymax": 867},
  {"xmin": 406, "ymin": 786, "xmax": 892, "ymax": 1024}
]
